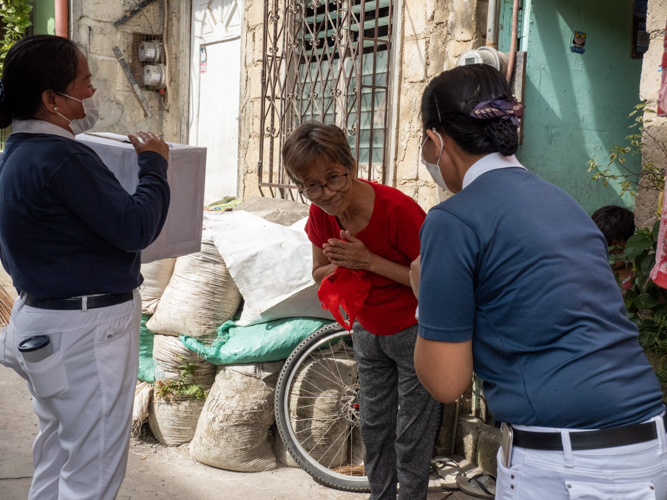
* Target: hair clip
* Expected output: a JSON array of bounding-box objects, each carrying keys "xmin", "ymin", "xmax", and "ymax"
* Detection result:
[
  {"xmin": 470, "ymin": 94, "xmax": 524, "ymax": 127},
  {"xmin": 434, "ymin": 94, "xmax": 442, "ymax": 123}
]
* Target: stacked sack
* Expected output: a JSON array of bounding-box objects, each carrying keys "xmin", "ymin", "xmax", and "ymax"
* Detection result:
[
  {"xmin": 135, "ymin": 200, "xmax": 338, "ymax": 470},
  {"xmin": 144, "ymin": 234, "xmax": 242, "ymax": 446},
  {"xmin": 132, "ymin": 258, "xmax": 177, "ymax": 434},
  {"xmin": 190, "ymin": 362, "xmax": 283, "ymax": 471},
  {"xmin": 147, "ymin": 234, "xmax": 241, "ymax": 343},
  {"xmin": 149, "ymin": 335, "xmax": 216, "ymax": 445}
]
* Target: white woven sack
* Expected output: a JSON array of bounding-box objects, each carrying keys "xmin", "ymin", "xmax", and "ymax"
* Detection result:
[
  {"xmin": 140, "ymin": 258, "xmax": 176, "ymax": 315},
  {"xmin": 273, "ymin": 431, "xmax": 299, "ymax": 468},
  {"xmin": 132, "ymin": 381, "xmax": 154, "ymax": 437},
  {"xmin": 147, "ymin": 234, "xmax": 241, "ymax": 341},
  {"xmin": 189, "ymin": 362, "xmax": 283, "ymax": 472},
  {"xmin": 153, "ymin": 334, "xmax": 216, "ymax": 388},
  {"xmin": 148, "ymin": 394, "xmax": 206, "ymax": 446}
]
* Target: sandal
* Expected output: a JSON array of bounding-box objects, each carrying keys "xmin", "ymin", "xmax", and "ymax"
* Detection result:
[
  {"xmin": 456, "ymin": 473, "xmax": 496, "ymax": 499},
  {"xmin": 431, "ymin": 457, "xmax": 464, "ymax": 491}
]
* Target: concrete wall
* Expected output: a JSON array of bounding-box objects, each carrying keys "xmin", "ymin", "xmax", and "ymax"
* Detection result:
[
  {"xmin": 237, "ymin": 0, "xmax": 488, "ymax": 209},
  {"xmin": 71, "ymin": 0, "xmax": 190, "ymax": 143},
  {"xmin": 636, "ymin": 0, "xmax": 667, "ymax": 229}
]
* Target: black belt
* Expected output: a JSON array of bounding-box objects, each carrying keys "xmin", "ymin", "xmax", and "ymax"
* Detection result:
[
  {"xmin": 24, "ymin": 291, "xmax": 134, "ymax": 311},
  {"xmin": 512, "ymin": 418, "xmax": 667, "ymax": 451}
]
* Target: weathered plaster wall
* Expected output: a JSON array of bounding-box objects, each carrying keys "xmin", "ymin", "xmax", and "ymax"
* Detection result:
[
  {"xmin": 637, "ymin": 0, "xmax": 667, "ymax": 229},
  {"xmin": 392, "ymin": 0, "xmax": 487, "ymax": 208},
  {"xmin": 71, "ymin": 0, "xmax": 190, "ymax": 143},
  {"xmin": 237, "ymin": 0, "xmax": 488, "ymax": 209},
  {"xmin": 238, "ymin": 0, "xmax": 263, "ymax": 201}
]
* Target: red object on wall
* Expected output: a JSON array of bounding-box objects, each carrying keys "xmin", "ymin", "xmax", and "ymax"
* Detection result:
[
  {"xmin": 55, "ymin": 0, "xmax": 69, "ymax": 38},
  {"xmin": 658, "ymin": 21, "xmax": 667, "ymax": 116},
  {"xmin": 318, "ymin": 267, "xmax": 372, "ymax": 332},
  {"xmin": 651, "ymin": 188, "xmax": 667, "ymax": 288}
]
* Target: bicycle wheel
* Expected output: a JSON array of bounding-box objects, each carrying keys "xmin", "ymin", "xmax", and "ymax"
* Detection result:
[{"xmin": 275, "ymin": 323, "xmax": 370, "ymax": 492}]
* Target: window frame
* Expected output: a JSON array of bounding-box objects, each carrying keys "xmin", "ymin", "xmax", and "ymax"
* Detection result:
[{"xmin": 258, "ymin": 0, "xmax": 396, "ymax": 199}]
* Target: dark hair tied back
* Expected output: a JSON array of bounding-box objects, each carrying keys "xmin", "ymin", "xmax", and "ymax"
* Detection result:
[
  {"xmin": 0, "ymin": 35, "xmax": 81, "ymax": 129},
  {"xmin": 485, "ymin": 120, "xmax": 519, "ymax": 156},
  {"xmin": 421, "ymin": 64, "xmax": 521, "ymax": 157}
]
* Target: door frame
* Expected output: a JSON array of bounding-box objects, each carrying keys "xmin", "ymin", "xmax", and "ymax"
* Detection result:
[{"xmin": 188, "ymin": 0, "xmax": 244, "ymax": 168}]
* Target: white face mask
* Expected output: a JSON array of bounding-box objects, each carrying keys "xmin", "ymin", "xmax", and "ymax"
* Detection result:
[
  {"xmin": 421, "ymin": 129, "xmax": 449, "ymax": 191},
  {"xmin": 57, "ymin": 91, "xmax": 101, "ymax": 135}
]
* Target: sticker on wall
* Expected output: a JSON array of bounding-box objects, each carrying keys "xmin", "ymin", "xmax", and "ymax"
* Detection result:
[
  {"xmin": 200, "ymin": 46, "xmax": 208, "ymax": 74},
  {"xmin": 571, "ymin": 31, "xmax": 586, "ymax": 54}
]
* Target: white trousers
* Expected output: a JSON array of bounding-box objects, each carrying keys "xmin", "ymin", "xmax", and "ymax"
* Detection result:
[
  {"xmin": 496, "ymin": 417, "xmax": 667, "ymax": 500},
  {"xmin": 0, "ymin": 291, "xmax": 141, "ymax": 500}
]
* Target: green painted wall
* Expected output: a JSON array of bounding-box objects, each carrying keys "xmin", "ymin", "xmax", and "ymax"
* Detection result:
[
  {"xmin": 499, "ymin": 0, "xmax": 642, "ymax": 213},
  {"xmin": 33, "ymin": 0, "xmax": 55, "ymax": 35}
]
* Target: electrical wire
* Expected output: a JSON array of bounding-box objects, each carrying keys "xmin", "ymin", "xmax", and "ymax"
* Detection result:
[
  {"xmin": 132, "ymin": 0, "xmax": 154, "ymax": 33},
  {"xmin": 161, "ymin": 0, "xmax": 171, "ymax": 110}
]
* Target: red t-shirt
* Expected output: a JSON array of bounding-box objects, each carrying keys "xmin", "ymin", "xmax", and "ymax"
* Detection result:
[{"xmin": 306, "ymin": 182, "xmax": 425, "ymax": 335}]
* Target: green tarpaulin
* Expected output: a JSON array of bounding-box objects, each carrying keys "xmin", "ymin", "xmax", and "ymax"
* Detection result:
[{"xmin": 180, "ymin": 318, "xmax": 331, "ymax": 365}]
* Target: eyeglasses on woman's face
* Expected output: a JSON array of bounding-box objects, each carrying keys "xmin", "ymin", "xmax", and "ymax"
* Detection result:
[{"xmin": 299, "ymin": 173, "xmax": 349, "ymax": 200}]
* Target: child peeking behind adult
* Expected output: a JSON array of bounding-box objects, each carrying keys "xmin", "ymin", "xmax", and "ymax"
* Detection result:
[{"xmin": 592, "ymin": 205, "xmax": 635, "ymax": 296}]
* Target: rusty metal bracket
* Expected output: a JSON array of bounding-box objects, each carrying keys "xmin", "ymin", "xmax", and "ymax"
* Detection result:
[{"xmin": 113, "ymin": 46, "xmax": 153, "ymax": 118}]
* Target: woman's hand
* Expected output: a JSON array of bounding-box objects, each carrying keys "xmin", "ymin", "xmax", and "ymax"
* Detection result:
[
  {"xmin": 323, "ymin": 230, "xmax": 374, "ymax": 271},
  {"xmin": 128, "ymin": 132, "xmax": 169, "ymax": 161},
  {"xmin": 410, "ymin": 256, "xmax": 420, "ymax": 299}
]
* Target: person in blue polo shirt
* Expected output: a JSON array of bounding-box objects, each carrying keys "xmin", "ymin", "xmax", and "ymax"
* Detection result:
[{"xmin": 411, "ymin": 64, "xmax": 667, "ymax": 499}]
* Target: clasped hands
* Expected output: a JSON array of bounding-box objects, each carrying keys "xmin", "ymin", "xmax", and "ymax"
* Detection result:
[{"xmin": 323, "ymin": 230, "xmax": 374, "ymax": 271}]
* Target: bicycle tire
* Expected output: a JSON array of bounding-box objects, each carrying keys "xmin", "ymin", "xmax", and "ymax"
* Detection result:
[{"xmin": 275, "ymin": 323, "xmax": 371, "ymax": 493}]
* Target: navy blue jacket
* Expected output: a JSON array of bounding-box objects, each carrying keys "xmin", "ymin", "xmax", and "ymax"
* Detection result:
[{"xmin": 0, "ymin": 133, "xmax": 170, "ymax": 299}]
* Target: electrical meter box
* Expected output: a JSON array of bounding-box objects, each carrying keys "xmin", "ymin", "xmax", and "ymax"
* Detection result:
[{"xmin": 77, "ymin": 132, "xmax": 207, "ymax": 263}]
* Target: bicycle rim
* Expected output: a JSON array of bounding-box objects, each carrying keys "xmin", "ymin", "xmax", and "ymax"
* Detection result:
[{"xmin": 275, "ymin": 324, "xmax": 370, "ymax": 492}]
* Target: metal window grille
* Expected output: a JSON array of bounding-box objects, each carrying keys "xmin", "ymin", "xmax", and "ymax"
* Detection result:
[{"xmin": 259, "ymin": 0, "xmax": 394, "ymax": 199}]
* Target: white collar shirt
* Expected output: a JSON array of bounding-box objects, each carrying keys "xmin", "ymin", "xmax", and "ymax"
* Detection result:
[
  {"xmin": 461, "ymin": 152, "xmax": 526, "ymax": 190},
  {"xmin": 11, "ymin": 119, "xmax": 75, "ymax": 140}
]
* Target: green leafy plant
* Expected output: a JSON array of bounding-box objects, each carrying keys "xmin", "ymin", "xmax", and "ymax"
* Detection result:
[
  {"xmin": 153, "ymin": 359, "xmax": 209, "ymax": 401},
  {"xmin": 154, "ymin": 380, "xmax": 208, "ymax": 401},
  {"xmin": 0, "ymin": 0, "xmax": 33, "ymax": 72},
  {"xmin": 618, "ymin": 221, "xmax": 667, "ymax": 352},
  {"xmin": 587, "ymin": 103, "xmax": 666, "ymax": 197},
  {"xmin": 612, "ymin": 223, "xmax": 667, "ymax": 394}
]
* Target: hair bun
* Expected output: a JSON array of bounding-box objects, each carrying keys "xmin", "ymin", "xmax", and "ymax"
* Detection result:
[{"xmin": 485, "ymin": 119, "xmax": 519, "ymax": 156}]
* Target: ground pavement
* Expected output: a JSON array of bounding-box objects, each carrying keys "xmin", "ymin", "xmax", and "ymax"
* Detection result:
[{"xmin": 0, "ymin": 364, "xmax": 479, "ymax": 499}]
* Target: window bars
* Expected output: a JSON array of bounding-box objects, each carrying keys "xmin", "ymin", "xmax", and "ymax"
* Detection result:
[{"xmin": 259, "ymin": 0, "xmax": 394, "ymax": 199}]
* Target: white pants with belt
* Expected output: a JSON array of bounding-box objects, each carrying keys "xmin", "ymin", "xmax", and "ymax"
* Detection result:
[
  {"xmin": 0, "ymin": 291, "xmax": 141, "ymax": 500},
  {"xmin": 496, "ymin": 416, "xmax": 667, "ymax": 500}
]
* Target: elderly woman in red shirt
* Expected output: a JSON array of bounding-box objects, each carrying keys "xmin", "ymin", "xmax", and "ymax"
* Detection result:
[{"xmin": 282, "ymin": 122, "xmax": 441, "ymax": 500}]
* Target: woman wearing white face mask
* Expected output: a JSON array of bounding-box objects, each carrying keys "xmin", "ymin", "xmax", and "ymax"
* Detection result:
[
  {"xmin": 411, "ymin": 64, "xmax": 667, "ymax": 499},
  {"xmin": 0, "ymin": 36, "xmax": 170, "ymax": 500}
]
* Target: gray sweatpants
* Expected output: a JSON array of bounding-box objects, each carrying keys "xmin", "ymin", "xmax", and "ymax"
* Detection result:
[{"xmin": 353, "ymin": 323, "xmax": 442, "ymax": 500}]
